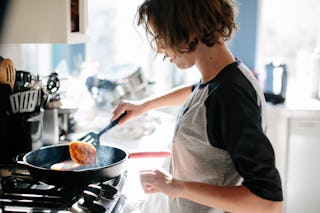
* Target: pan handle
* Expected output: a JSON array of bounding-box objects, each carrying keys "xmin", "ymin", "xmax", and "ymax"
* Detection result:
[
  {"xmin": 128, "ymin": 151, "xmax": 171, "ymax": 158},
  {"xmin": 15, "ymin": 153, "xmax": 27, "ymax": 165}
]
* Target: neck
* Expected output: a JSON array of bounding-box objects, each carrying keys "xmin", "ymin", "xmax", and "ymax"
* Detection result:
[{"xmin": 195, "ymin": 39, "xmax": 235, "ymax": 83}]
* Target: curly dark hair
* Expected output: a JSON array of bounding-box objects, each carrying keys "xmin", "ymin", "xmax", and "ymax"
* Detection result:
[{"xmin": 136, "ymin": 0, "xmax": 238, "ymax": 54}]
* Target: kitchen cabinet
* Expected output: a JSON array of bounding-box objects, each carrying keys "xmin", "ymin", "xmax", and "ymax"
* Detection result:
[
  {"xmin": 266, "ymin": 99, "xmax": 320, "ymax": 213},
  {"xmin": 285, "ymin": 119, "xmax": 320, "ymax": 213},
  {"xmin": 1, "ymin": 0, "xmax": 87, "ymax": 44},
  {"xmin": 266, "ymin": 105, "xmax": 288, "ymax": 188}
]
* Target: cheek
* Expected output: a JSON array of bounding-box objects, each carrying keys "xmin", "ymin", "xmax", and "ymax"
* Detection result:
[{"xmin": 156, "ymin": 40, "xmax": 166, "ymax": 54}]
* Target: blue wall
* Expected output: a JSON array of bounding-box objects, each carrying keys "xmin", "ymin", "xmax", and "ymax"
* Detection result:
[
  {"xmin": 229, "ymin": 0, "xmax": 259, "ymax": 71},
  {"xmin": 52, "ymin": 43, "xmax": 85, "ymax": 76}
]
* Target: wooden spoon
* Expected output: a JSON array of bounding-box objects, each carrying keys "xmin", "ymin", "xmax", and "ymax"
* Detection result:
[
  {"xmin": 0, "ymin": 58, "xmax": 16, "ymax": 91},
  {"xmin": 69, "ymin": 140, "xmax": 97, "ymax": 165}
]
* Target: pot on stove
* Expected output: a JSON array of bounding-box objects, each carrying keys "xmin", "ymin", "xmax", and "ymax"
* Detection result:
[
  {"xmin": 106, "ymin": 63, "xmax": 151, "ymax": 100},
  {"xmin": 86, "ymin": 63, "xmax": 152, "ymax": 109}
]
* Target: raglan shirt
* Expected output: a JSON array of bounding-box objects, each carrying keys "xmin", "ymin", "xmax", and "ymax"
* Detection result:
[{"xmin": 168, "ymin": 61, "xmax": 283, "ymax": 213}]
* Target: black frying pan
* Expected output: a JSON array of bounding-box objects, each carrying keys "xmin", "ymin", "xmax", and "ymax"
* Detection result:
[
  {"xmin": 17, "ymin": 143, "xmax": 170, "ymax": 186},
  {"xmin": 17, "ymin": 111, "xmax": 169, "ymax": 186}
]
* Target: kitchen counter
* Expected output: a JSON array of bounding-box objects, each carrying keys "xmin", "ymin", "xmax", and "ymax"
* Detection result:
[{"xmin": 267, "ymin": 97, "xmax": 320, "ymax": 118}]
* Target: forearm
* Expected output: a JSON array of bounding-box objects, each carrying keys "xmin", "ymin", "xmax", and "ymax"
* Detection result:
[
  {"xmin": 142, "ymin": 84, "xmax": 193, "ymax": 111},
  {"xmin": 176, "ymin": 181, "xmax": 283, "ymax": 213},
  {"xmin": 111, "ymin": 84, "xmax": 193, "ymax": 124}
]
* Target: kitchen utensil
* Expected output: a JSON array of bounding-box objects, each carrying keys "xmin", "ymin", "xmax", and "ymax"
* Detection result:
[
  {"xmin": 16, "ymin": 143, "xmax": 171, "ymax": 186},
  {"xmin": 0, "ymin": 58, "xmax": 15, "ymax": 91},
  {"xmin": 78, "ymin": 111, "xmax": 127, "ymax": 146},
  {"xmin": 14, "ymin": 70, "xmax": 34, "ymax": 91},
  {"xmin": 9, "ymin": 89, "xmax": 39, "ymax": 113},
  {"xmin": 46, "ymin": 72, "xmax": 60, "ymax": 94},
  {"xmin": 9, "ymin": 92, "xmax": 19, "ymax": 113},
  {"xmin": 19, "ymin": 89, "xmax": 38, "ymax": 113}
]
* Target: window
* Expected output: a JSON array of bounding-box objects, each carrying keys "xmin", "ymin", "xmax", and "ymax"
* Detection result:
[
  {"xmin": 85, "ymin": 0, "xmax": 175, "ymax": 93},
  {"xmin": 256, "ymin": 0, "xmax": 320, "ymax": 79}
]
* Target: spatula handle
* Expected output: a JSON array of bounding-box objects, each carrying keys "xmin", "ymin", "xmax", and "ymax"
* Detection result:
[{"xmin": 98, "ymin": 111, "xmax": 127, "ymax": 136}]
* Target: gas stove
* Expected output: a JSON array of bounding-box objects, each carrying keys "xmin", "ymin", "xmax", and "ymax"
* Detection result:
[{"xmin": 0, "ymin": 164, "xmax": 127, "ymax": 213}]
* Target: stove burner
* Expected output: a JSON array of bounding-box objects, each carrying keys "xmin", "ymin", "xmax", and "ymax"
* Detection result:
[{"xmin": 0, "ymin": 164, "xmax": 128, "ymax": 212}]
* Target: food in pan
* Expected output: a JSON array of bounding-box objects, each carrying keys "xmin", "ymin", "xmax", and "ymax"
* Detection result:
[
  {"xmin": 50, "ymin": 160, "xmax": 80, "ymax": 171},
  {"xmin": 69, "ymin": 140, "xmax": 97, "ymax": 165}
]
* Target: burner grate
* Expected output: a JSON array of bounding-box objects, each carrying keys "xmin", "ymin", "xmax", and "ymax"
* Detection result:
[{"xmin": 0, "ymin": 164, "xmax": 128, "ymax": 212}]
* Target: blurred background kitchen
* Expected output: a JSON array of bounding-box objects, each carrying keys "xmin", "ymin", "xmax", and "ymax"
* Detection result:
[{"xmin": 0, "ymin": 0, "xmax": 320, "ymax": 212}]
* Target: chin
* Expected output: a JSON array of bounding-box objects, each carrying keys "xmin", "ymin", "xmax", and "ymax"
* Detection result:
[{"xmin": 175, "ymin": 63, "xmax": 193, "ymax": 69}]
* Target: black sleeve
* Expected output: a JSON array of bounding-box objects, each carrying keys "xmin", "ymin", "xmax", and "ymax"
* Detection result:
[{"xmin": 206, "ymin": 83, "xmax": 283, "ymax": 201}]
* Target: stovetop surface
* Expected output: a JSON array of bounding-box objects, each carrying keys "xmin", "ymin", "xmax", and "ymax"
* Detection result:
[{"xmin": 0, "ymin": 164, "xmax": 127, "ymax": 213}]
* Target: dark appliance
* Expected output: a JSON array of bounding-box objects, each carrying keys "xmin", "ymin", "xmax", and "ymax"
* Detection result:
[
  {"xmin": 0, "ymin": 59, "xmax": 45, "ymax": 163},
  {"xmin": 0, "ymin": 164, "xmax": 128, "ymax": 212},
  {"xmin": 263, "ymin": 61, "xmax": 288, "ymax": 104},
  {"xmin": 0, "ymin": 111, "xmax": 43, "ymax": 163}
]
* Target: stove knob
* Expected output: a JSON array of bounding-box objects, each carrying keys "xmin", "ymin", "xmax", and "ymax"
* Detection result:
[
  {"xmin": 91, "ymin": 201, "xmax": 107, "ymax": 213},
  {"xmin": 1, "ymin": 177, "xmax": 18, "ymax": 191},
  {"xmin": 82, "ymin": 190, "xmax": 99, "ymax": 206},
  {"xmin": 87, "ymin": 184, "xmax": 102, "ymax": 195},
  {"xmin": 78, "ymin": 192, "xmax": 106, "ymax": 213},
  {"xmin": 101, "ymin": 183, "xmax": 118, "ymax": 199}
]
